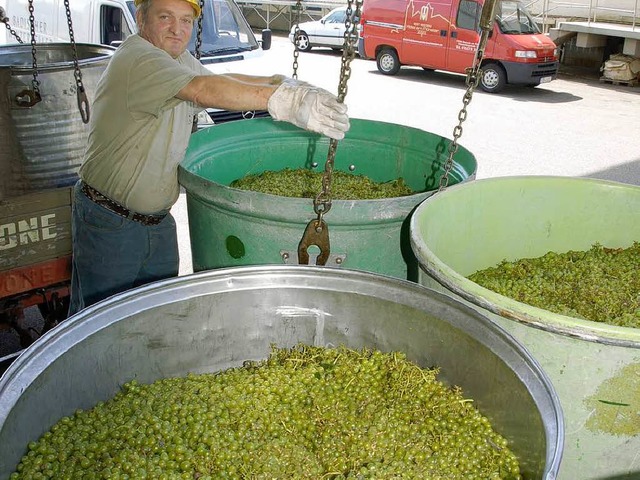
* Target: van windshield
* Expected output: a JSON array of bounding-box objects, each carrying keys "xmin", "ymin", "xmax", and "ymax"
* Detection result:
[
  {"xmin": 126, "ymin": 0, "xmax": 259, "ymax": 56},
  {"xmin": 496, "ymin": 1, "xmax": 541, "ymax": 35}
]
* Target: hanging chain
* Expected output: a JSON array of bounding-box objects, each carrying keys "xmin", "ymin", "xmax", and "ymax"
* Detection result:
[
  {"xmin": 291, "ymin": 0, "xmax": 303, "ymax": 78},
  {"xmin": 13, "ymin": 0, "xmax": 42, "ymax": 107},
  {"xmin": 312, "ymin": 0, "xmax": 361, "ymax": 220},
  {"xmin": 297, "ymin": 0, "xmax": 362, "ymax": 266},
  {"xmin": 27, "ymin": 0, "xmax": 41, "ymax": 102},
  {"xmin": 438, "ymin": 0, "xmax": 498, "ymax": 192},
  {"xmin": 0, "ymin": 6, "xmax": 25, "ymax": 43},
  {"xmin": 194, "ymin": 0, "xmax": 204, "ymax": 60},
  {"xmin": 191, "ymin": 0, "xmax": 204, "ymax": 133},
  {"xmin": 64, "ymin": 0, "xmax": 91, "ymax": 123}
]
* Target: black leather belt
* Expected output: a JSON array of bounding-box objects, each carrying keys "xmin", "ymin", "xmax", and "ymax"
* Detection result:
[{"xmin": 80, "ymin": 182, "xmax": 166, "ymax": 226}]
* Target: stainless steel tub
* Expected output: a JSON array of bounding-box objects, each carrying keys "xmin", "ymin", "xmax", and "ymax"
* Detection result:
[{"xmin": 0, "ymin": 266, "xmax": 563, "ymax": 478}]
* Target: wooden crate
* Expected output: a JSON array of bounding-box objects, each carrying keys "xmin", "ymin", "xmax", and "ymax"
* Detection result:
[
  {"xmin": 599, "ymin": 76, "xmax": 639, "ymax": 87},
  {"xmin": 0, "ymin": 187, "xmax": 73, "ymax": 274}
]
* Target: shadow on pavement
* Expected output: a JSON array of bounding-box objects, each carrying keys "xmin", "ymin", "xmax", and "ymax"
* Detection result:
[
  {"xmin": 361, "ymin": 65, "xmax": 584, "ymax": 104},
  {"xmin": 584, "ymin": 158, "xmax": 640, "ymax": 186}
]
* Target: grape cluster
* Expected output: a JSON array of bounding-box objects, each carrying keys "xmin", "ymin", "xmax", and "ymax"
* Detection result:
[
  {"xmin": 11, "ymin": 344, "xmax": 521, "ymax": 480},
  {"xmin": 229, "ymin": 168, "xmax": 414, "ymax": 200},
  {"xmin": 468, "ymin": 242, "xmax": 640, "ymax": 328}
]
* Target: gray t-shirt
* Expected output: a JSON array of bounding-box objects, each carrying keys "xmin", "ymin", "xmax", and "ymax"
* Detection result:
[{"xmin": 80, "ymin": 34, "xmax": 209, "ymax": 214}]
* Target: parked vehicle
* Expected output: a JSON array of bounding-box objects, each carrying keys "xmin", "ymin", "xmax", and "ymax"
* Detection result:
[
  {"xmin": 0, "ymin": 0, "xmax": 271, "ymax": 63},
  {"xmin": 357, "ymin": 0, "xmax": 559, "ymax": 93},
  {"xmin": 289, "ymin": 6, "xmax": 358, "ymax": 52}
]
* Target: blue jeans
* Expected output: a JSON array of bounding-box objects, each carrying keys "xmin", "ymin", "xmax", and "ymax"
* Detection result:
[{"xmin": 68, "ymin": 181, "xmax": 178, "ymax": 316}]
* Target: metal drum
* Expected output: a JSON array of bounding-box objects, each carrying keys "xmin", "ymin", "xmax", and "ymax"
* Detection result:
[
  {"xmin": 0, "ymin": 43, "xmax": 115, "ymax": 200},
  {"xmin": 0, "ymin": 266, "xmax": 563, "ymax": 478}
]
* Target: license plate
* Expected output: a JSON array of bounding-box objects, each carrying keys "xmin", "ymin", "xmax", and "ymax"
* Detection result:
[{"xmin": 540, "ymin": 76, "xmax": 553, "ymax": 84}]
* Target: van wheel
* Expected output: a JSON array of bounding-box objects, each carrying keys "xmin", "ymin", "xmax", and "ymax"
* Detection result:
[
  {"xmin": 480, "ymin": 63, "xmax": 506, "ymax": 93},
  {"xmin": 294, "ymin": 32, "xmax": 312, "ymax": 52},
  {"xmin": 376, "ymin": 48, "xmax": 400, "ymax": 75}
]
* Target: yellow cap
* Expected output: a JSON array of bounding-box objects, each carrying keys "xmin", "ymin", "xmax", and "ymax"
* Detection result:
[{"xmin": 134, "ymin": 0, "xmax": 201, "ymax": 18}]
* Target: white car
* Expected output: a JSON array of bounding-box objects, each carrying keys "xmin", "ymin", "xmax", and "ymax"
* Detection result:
[{"xmin": 288, "ymin": 7, "xmax": 357, "ymax": 52}]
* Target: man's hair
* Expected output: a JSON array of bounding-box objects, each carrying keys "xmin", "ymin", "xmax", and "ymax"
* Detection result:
[{"xmin": 136, "ymin": 0, "xmax": 152, "ymax": 27}]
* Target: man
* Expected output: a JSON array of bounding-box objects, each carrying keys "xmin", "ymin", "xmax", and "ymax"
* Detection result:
[{"xmin": 68, "ymin": 0, "xmax": 349, "ymax": 315}]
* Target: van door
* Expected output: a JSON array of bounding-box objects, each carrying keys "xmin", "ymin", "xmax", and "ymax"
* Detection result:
[
  {"xmin": 445, "ymin": 0, "xmax": 481, "ymax": 73},
  {"xmin": 400, "ymin": 0, "xmax": 452, "ymax": 69}
]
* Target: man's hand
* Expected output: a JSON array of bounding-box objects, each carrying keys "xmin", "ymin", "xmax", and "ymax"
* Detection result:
[{"xmin": 267, "ymin": 81, "xmax": 350, "ymax": 140}]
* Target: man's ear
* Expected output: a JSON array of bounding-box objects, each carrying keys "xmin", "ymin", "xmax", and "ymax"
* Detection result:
[{"xmin": 136, "ymin": 9, "xmax": 144, "ymax": 30}]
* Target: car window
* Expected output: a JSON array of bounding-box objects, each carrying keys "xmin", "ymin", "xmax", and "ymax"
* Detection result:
[
  {"xmin": 457, "ymin": 0, "xmax": 481, "ymax": 31},
  {"xmin": 326, "ymin": 10, "xmax": 347, "ymax": 23}
]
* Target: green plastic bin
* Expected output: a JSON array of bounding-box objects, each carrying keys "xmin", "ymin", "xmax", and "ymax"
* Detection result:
[
  {"xmin": 179, "ymin": 117, "xmax": 476, "ymax": 280},
  {"xmin": 409, "ymin": 175, "xmax": 640, "ymax": 479}
]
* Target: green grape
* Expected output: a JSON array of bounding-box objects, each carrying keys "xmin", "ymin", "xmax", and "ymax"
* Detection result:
[
  {"xmin": 468, "ymin": 242, "xmax": 640, "ymax": 328},
  {"xmin": 12, "ymin": 344, "xmax": 522, "ymax": 480},
  {"xmin": 229, "ymin": 168, "xmax": 415, "ymax": 200}
]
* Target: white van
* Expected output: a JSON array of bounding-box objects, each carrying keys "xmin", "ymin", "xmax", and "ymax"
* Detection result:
[{"xmin": 0, "ymin": 0, "xmax": 273, "ymax": 122}]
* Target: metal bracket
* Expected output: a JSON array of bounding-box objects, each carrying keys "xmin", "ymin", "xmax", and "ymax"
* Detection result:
[
  {"xmin": 280, "ymin": 250, "xmax": 346, "ymax": 267},
  {"xmin": 15, "ymin": 89, "xmax": 42, "ymax": 107},
  {"xmin": 297, "ymin": 218, "xmax": 331, "ymax": 265}
]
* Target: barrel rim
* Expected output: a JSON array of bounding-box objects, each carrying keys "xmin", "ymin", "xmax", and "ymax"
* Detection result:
[
  {"xmin": 178, "ymin": 117, "xmax": 478, "ymax": 221},
  {"xmin": 0, "ymin": 43, "xmax": 116, "ymax": 71}
]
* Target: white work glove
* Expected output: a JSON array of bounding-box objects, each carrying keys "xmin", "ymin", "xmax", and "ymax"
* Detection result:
[{"xmin": 267, "ymin": 81, "xmax": 350, "ymax": 140}]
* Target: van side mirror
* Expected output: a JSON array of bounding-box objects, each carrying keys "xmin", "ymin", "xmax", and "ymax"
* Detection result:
[{"xmin": 261, "ymin": 29, "xmax": 272, "ymax": 51}]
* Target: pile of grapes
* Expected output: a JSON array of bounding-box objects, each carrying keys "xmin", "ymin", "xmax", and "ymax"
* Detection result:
[
  {"xmin": 229, "ymin": 168, "xmax": 415, "ymax": 200},
  {"xmin": 468, "ymin": 242, "xmax": 640, "ymax": 328},
  {"xmin": 11, "ymin": 345, "xmax": 521, "ymax": 479}
]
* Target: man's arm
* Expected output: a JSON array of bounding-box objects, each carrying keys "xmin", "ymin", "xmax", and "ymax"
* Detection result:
[
  {"xmin": 176, "ymin": 73, "xmax": 350, "ymax": 140},
  {"xmin": 176, "ymin": 74, "xmax": 277, "ymax": 111},
  {"xmin": 222, "ymin": 73, "xmax": 287, "ymax": 86}
]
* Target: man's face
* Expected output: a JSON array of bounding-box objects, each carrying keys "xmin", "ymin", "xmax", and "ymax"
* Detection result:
[{"xmin": 138, "ymin": 0, "xmax": 195, "ymax": 59}]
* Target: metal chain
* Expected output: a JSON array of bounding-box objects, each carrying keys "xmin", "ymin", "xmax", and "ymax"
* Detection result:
[
  {"xmin": 194, "ymin": 0, "xmax": 204, "ymax": 60},
  {"xmin": 0, "ymin": 7, "xmax": 24, "ymax": 43},
  {"xmin": 291, "ymin": 0, "xmax": 303, "ymax": 78},
  {"xmin": 191, "ymin": 0, "xmax": 204, "ymax": 133},
  {"xmin": 63, "ymin": 0, "xmax": 91, "ymax": 123},
  {"xmin": 313, "ymin": 0, "xmax": 361, "ymax": 220},
  {"xmin": 14, "ymin": 0, "xmax": 42, "ymax": 107},
  {"xmin": 438, "ymin": 0, "xmax": 498, "ymax": 192},
  {"xmin": 27, "ymin": 0, "xmax": 41, "ymax": 100}
]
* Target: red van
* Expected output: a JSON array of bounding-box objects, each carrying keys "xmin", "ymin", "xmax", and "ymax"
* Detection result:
[{"xmin": 358, "ymin": 0, "xmax": 559, "ymax": 93}]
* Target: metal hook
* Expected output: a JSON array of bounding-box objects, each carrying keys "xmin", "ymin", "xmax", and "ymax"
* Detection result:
[{"xmin": 297, "ymin": 218, "xmax": 330, "ymax": 266}]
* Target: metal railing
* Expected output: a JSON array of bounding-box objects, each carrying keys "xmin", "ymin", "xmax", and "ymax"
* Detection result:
[
  {"xmin": 236, "ymin": 0, "xmax": 342, "ymax": 30},
  {"xmin": 532, "ymin": 0, "xmax": 639, "ymax": 30}
]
